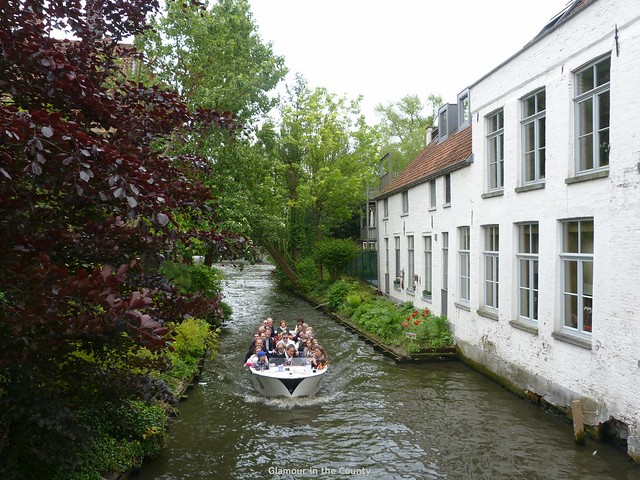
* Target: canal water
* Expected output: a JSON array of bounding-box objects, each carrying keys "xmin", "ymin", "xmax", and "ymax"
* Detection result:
[{"xmin": 133, "ymin": 263, "xmax": 640, "ymax": 480}]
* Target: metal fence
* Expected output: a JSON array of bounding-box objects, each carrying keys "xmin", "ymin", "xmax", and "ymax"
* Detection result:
[{"xmin": 346, "ymin": 250, "xmax": 378, "ymax": 288}]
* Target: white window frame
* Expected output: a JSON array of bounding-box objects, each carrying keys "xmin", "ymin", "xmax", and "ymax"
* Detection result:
[
  {"xmin": 575, "ymin": 55, "xmax": 610, "ymax": 174},
  {"xmin": 424, "ymin": 236, "xmax": 432, "ymax": 300},
  {"xmin": 407, "ymin": 235, "xmax": 415, "ymax": 292},
  {"xmin": 458, "ymin": 227, "xmax": 470, "ymax": 303},
  {"xmin": 560, "ymin": 219, "xmax": 594, "ymax": 335},
  {"xmin": 429, "ymin": 179, "xmax": 436, "ymax": 209},
  {"xmin": 442, "ymin": 232, "xmax": 449, "ymax": 289},
  {"xmin": 517, "ymin": 223, "xmax": 539, "ymax": 324},
  {"xmin": 444, "ymin": 174, "xmax": 451, "ymax": 206},
  {"xmin": 401, "ymin": 191, "xmax": 409, "ymax": 214},
  {"xmin": 458, "ymin": 90, "xmax": 470, "ymax": 129},
  {"xmin": 483, "ymin": 225, "xmax": 499, "ymax": 310},
  {"xmin": 394, "ymin": 236, "xmax": 401, "ymax": 279},
  {"xmin": 383, "ymin": 198, "xmax": 389, "ymax": 218},
  {"xmin": 521, "ymin": 89, "xmax": 546, "ymax": 185},
  {"xmin": 487, "ymin": 109, "xmax": 504, "ymax": 191}
]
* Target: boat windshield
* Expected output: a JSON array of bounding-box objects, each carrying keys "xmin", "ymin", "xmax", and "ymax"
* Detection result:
[{"xmin": 270, "ymin": 357, "xmax": 309, "ymax": 367}]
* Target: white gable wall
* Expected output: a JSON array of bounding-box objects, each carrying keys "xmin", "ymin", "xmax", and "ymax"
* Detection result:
[{"xmin": 378, "ymin": 0, "xmax": 640, "ymax": 462}]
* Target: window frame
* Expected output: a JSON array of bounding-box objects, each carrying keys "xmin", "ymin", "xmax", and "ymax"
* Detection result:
[
  {"xmin": 424, "ymin": 235, "xmax": 433, "ymax": 300},
  {"xmin": 442, "ymin": 232, "xmax": 449, "ymax": 289},
  {"xmin": 458, "ymin": 227, "xmax": 471, "ymax": 303},
  {"xmin": 407, "ymin": 235, "xmax": 415, "ymax": 292},
  {"xmin": 483, "ymin": 225, "xmax": 499, "ymax": 310},
  {"xmin": 444, "ymin": 174, "xmax": 451, "ymax": 206},
  {"xmin": 517, "ymin": 223, "xmax": 539, "ymax": 324},
  {"xmin": 429, "ymin": 179, "xmax": 436, "ymax": 209},
  {"xmin": 487, "ymin": 109, "xmax": 505, "ymax": 191},
  {"xmin": 574, "ymin": 55, "xmax": 611, "ymax": 174},
  {"xmin": 401, "ymin": 191, "xmax": 409, "ymax": 215},
  {"xmin": 521, "ymin": 89, "xmax": 546, "ymax": 185},
  {"xmin": 560, "ymin": 219, "xmax": 594, "ymax": 336},
  {"xmin": 394, "ymin": 236, "xmax": 401, "ymax": 279}
]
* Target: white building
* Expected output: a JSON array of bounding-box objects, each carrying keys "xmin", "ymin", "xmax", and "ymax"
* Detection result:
[{"xmin": 376, "ymin": 0, "xmax": 640, "ymax": 463}]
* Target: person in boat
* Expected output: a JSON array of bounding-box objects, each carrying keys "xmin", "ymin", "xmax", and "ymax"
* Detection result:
[
  {"xmin": 276, "ymin": 319, "xmax": 289, "ymax": 337},
  {"xmin": 293, "ymin": 318, "xmax": 304, "ymax": 335},
  {"xmin": 265, "ymin": 317, "xmax": 276, "ymax": 338},
  {"xmin": 254, "ymin": 350, "xmax": 270, "ymax": 370},
  {"xmin": 310, "ymin": 344, "xmax": 327, "ymax": 369},
  {"xmin": 283, "ymin": 344, "xmax": 298, "ymax": 365},
  {"xmin": 301, "ymin": 337, "xmax": 316, "ymax": 357},
  {"xmin": 244, "ymin": 346, "xmax": 262, "ymax": 367},
  {"xmin": 245, "ymin": 336, "xmax": 267, "ymax": 362},
  {"xmin": 263, "ymin": 327, "xmax": 276, "ymax": 352},
  {"xmin": 271, "ymin": 341, "xmax": 287, "ymax": 358}
]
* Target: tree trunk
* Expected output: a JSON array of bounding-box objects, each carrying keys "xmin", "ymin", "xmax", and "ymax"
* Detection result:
[{"xmin": 263, "ymin": 241, "xmax": 299, "ymax": 286}]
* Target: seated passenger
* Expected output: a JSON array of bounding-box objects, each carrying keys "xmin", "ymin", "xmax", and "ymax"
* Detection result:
[
  {"xmin": 271, "ymin": 341, "xmax": 287, "ymax": 358},
  {"xmin": 245, "ymin": 336, "xmax": 267, "ymax": 362},
  {"xmin": 311, "ymin": 344, "xmax": 327, "ymax": 369},
  {"xmin": 254, "ymin": 350, "xmax": 269, "ymax": 370},
  {"xmin": 244, "ymin": 346, "xmax": 262, "ymax": 367},
  {"xmin": 276, "ymin": 320, "xmax": 289, "ymax": 337},
  {"xmin": 283, "ymin": 344, "xmax": 298, "ymax": 365}
]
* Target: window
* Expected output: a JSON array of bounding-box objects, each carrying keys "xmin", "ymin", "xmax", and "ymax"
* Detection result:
[
  {"xmin": 442, "ymin": 232, "xmax": 449, "ymax": 289},
  {"xmin": 394, "ymin": 236, "xmax": 401, "ymax": 279},
  {"xmin": 458, "ymin": 90, "xmax": 470, "ymax": 128},
  {"xmin": 383, "ymin": 198, "xmax": 388, "ymax": 218},
  {"xmin": 575, "ymin": 56, "xmax": 610, "ymax": 173},
  {"xmin": 561, "ymin": 219, "xmax": 593, "ymax": 334},
  {"xmin": 444, "ymin": 174, "xmax": 451, "ymax": 205},
  {"xmin": 517, "ymin": 223, "xmax": 539, "ymax": 323},
  {"xmin": 487, "ymin": 110, "xmax": 504, "ymax": 190},
  {"xmin": 424, "ymin": 236, "xmax": 432, "ymax": 299},
  {"xmin": 458, "ymin": 227, "xmax": 470, "ymax": 303},
  {"xmin": 429, "ymin": 180, "xmax": 436, "ymax": 209},
  {"xmin": 384, "ymin": 238, "xmax": 389, "ymax": 274},
  {"xmin": 483, "ymin": 226, "xmax": 499, "ymax": 309},
  {"xmin": 407, "ymin": 236, "xmax": 415, "ymax": 291},
  {"xmin": 521, "ymin": 89, "xmax": 546, "ymax": 184},
  {"xmin": 401, "ymin": 191, "xmax": 409, "ymax": 214},
  {"xmin": 439, "ymin": 107, "xmax": 448, "ymax": 140}
]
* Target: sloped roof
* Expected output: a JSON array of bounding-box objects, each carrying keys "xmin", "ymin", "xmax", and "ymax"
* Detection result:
[
  {"xmin": 530, "ymin": 0, "xmax": 592, "ymax": 44},
  {"xmin": 378, "ymin": 125, "xmax": 472, "ymax": 199}
]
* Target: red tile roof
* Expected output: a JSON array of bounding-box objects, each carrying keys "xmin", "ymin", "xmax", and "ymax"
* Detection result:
[{"xmin": 378, "ymin": 125, "xmax": 472, "ymax": 198}]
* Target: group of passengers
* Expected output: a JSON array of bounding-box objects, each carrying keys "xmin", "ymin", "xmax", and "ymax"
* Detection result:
[{"xmin": 244, "ymin": 317, "xmax": 327, "ymax": 371}]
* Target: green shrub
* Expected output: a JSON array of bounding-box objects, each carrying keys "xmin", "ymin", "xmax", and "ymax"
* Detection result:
[
  {"xmin": 54, "ymin": 401, "xmax": 167, "ymax": 480},
  {"xmin": 160, "ymin": 261, "xmax": 223, "ymax": 299},
  {"xmin": 326, "ymin": 279, "xmax": 355, "ymax": 309},
  {"xmin": 294, "ymin": 257, "xmax": 320, "ymax": 293},
  {"xmin": 314, "ymin": 239, "xmax": 357, "ymax": 280}
]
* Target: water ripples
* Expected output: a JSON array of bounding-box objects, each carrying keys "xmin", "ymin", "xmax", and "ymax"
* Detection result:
[{"xmin": 133, "ymin": 263, "xmax": 640, "ymax": 480}]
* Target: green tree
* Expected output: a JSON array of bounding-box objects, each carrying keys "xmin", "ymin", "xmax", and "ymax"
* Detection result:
[
  {"xmin": 138, "ymin": 0, "xmax": 287, "ymax": 124},
  {"xmin": 136, "ymin": 0, "xmax": 290, "ymax": 263},
  {"xmin": 279, "ymin": 78, "xmax": 381, "ymax": 247},
  {"xmin": 375, "ymin": 93, "xmax": 442, "ymax": 171}
]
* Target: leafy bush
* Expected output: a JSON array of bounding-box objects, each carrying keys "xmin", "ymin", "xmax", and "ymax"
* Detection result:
[
  {"xmin": 294, "ymin": 257, "xmax": 320, "ymax": 294},
  {"xmin": 326, "ymin": 279, "xmax": 355, "ymax": 309},
  {"xmin": 55, "ymin": 401, "xmax": 167, "ymax": 480},
  {"xmin": 161, "ymin": 261, "xmax": 223, "ymax": 299},
  {"xmin": 314, "ymin": 239, "xmax": 357, "ymax": 280}
]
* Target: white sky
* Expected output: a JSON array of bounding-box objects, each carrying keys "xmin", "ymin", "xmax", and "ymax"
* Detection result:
[{"xmin": 248, "ymin": 0, "xmax": 570, "ymax": 122}]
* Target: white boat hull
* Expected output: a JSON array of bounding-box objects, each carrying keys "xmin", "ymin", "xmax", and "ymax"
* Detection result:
[{"xmin": 249, "ymin": 364, "xmax": 327, "ymax": 398}]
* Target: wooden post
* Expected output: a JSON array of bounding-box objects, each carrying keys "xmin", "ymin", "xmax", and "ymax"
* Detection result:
[{"xmin": 571, "ymin": 399, "xmax": 586, "ymax": 445}]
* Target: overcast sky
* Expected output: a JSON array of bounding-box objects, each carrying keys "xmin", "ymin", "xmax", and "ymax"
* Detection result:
[{"xmin": 247, "ymin": 0, "xmax": 570, "ymax": 122}]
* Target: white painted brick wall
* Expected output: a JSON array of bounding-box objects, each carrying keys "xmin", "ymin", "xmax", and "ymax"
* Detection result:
[{"xmin": 378, "ymin": 0, "xmax": 640, "ymax": 461}]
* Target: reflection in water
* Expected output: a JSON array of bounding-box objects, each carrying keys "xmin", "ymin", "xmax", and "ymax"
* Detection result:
[{"xmin": 133, "ymin": 264, "xmax": 640, "ymax": 480}]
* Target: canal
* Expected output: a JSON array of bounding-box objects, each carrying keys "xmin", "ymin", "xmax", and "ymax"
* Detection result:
[{"xmin": 133, "ymin": 263, "xmax": 640, "ymax": 480}]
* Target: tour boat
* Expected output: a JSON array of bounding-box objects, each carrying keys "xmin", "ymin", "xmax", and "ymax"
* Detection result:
[{"xmin": 248, "ymin": 357, "xmax": 328, "ymax": 398}]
